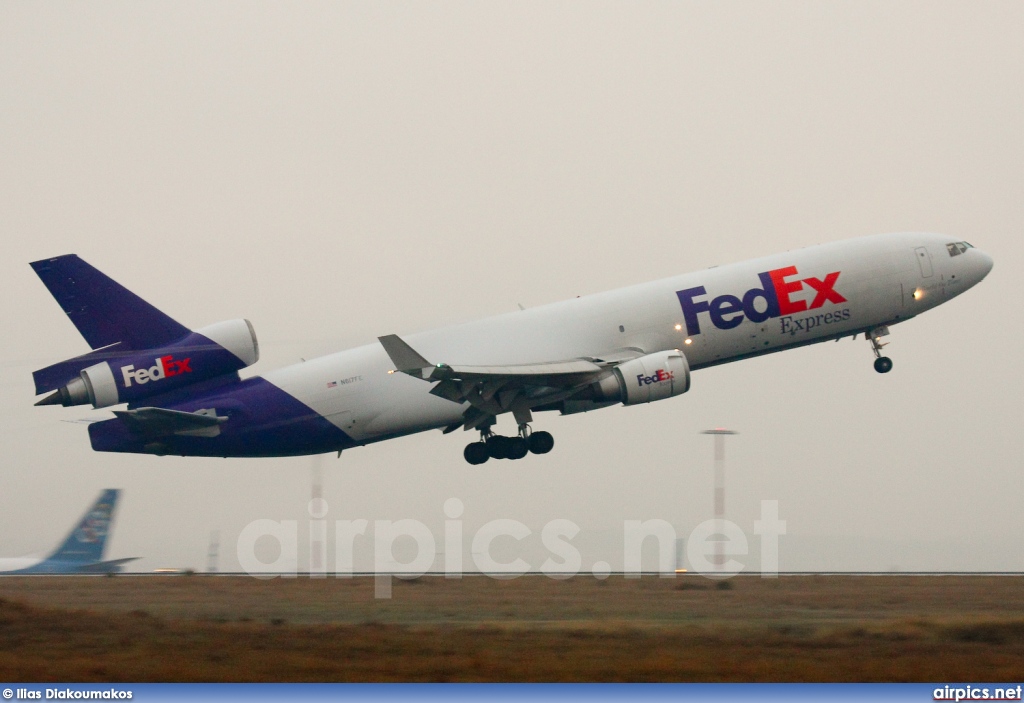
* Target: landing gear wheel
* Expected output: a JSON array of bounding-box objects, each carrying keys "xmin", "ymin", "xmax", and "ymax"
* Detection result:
[
  {"xmin": 507, "ymin": 437, "xmax": 529, "ymax": 460},
  {"xmin": 464, "ymin": 442, "xmax": 489, "ymax": 465},
  {"xmin": 527, "ymin": 431, "xmax": 554, "ymax": 455},
  {"xmin": 866, "ymin": 327, "xmax": 893, "ymax": 373},
  {"xmin": 486, "ymin": 435, "xmax": 511, "ymax": 460}
]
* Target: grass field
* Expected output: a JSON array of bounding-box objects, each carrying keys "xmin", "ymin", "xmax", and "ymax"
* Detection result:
[{"xmin": 1, "ymin": 574, "xmax": 1023, "ymax": 681}]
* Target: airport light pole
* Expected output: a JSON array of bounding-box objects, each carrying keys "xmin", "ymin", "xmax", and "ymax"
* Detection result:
[
  {"xmin": 701, "ymin": 428, "xmax": 738, "ymax": 571},
  {"xmin": 310, "ymin": 458, "xmax": 326, "ymax": 576},
  {"xmin": 206, "ymin": 530, "xmax": 220, "ymax": 574}
]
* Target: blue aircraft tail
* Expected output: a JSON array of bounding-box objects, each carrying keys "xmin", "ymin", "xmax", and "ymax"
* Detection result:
[{"xmin": 47, "ymin": 489, "xmax": 121, "ymax": 564}]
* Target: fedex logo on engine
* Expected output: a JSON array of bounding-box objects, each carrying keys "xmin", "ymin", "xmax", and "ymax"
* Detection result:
[
  {"xmin": 676, "ymin": 266, "xmax": 847, "ymax": 336},
  {"xmin": 121, "ymin": 355, "xmax": 192, "ymax": 388},
  {"xmin": 638, "ymin": 369, "xmax": 674, "ymax": 386}
]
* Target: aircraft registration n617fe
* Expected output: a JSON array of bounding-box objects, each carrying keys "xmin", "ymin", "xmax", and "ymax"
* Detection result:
[{"xmin": 31, "ymin": 233, "xmax": 992, "ymax": 464}]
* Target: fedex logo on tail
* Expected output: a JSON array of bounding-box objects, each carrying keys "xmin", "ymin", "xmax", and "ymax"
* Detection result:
[
  {"xmin": 638, "ymin": 369, "xmax": 674, "ymax": 386},
  {"xmin": 676, "ymin": 266, "xmax": 846, "ymax": 336},
  {"xmin": 121, "ymin": 355, "xmax": 192, "ymax": 387}
]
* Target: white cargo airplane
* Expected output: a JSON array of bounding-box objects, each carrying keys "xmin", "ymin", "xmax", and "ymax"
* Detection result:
[{"xmin": 31, "ymin": 232, "xmax": 991, "ymax": 463}]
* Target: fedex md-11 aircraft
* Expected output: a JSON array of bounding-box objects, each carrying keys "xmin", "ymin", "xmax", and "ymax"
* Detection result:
[{"xmin": 31, "ymin": 233, "xmax": 991, "ymax": 464}]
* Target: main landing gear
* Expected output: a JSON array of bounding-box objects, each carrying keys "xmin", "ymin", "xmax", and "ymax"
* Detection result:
[
  {"xmin": 463, "ymin": 424, "xmax": 554, "ymax": 465},
  {"xmin": 867, "ymin": 326, "xmax": 893, "ymax": 374}
]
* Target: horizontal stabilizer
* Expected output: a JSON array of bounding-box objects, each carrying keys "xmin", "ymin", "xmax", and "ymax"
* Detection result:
[
  {"xmin": 30, "ymin": 254, "xmax": 191, "ymax": 350},
  {"xmin": 76, "ymin": 557, "xmax": 140, "ymax": 573},
  {"xmin": 113, "ymin": 407, "xmax": 228, "ymax": 438}
]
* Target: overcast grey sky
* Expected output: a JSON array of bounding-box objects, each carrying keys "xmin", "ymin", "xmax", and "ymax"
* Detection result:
[{"xmin": 1, "ymin": 2, "xmax": 1021, "ymax": 572}]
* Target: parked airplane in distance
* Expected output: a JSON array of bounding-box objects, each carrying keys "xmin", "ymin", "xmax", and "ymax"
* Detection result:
[
  {"xmin": 0, "ymin": 489, "xmax": 137, "ymax": 574},
  {"xmin": 31, "ymin": 233, "xmax": 991, "ymax": 464}
]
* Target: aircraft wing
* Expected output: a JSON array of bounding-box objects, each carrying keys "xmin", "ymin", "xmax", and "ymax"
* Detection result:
[
  {"xmin": 113, "ymin": 407, "xmax": 228, "ymax": 438},
  {"xmin": 378, "ymin": 334, "xmax": 638, "ymax": 431}
]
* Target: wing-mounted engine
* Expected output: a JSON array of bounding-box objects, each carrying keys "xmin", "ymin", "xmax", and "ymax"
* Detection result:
[
  {"xmin": 36, "ymin": 319, "xmax": 259, "ymax": 409},
  {"xmin": 586, "ymin": 350, "xmax": 691, "ymax": 405}
]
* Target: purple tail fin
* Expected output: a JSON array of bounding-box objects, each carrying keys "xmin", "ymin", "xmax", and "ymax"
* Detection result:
[{"xmin": 30, "ymin": 255, "xmax": 190, "ymax": 350}]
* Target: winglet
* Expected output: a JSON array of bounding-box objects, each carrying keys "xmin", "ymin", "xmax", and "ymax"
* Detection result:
[{"xmin": 378, "ymin": 335, "xmax": 434, "ymax": 379}]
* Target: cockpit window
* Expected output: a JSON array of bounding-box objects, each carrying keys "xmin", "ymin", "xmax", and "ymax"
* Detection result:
[{"xmin": 947, "ymin": 242, "xmax": 971, "ymax": 257}]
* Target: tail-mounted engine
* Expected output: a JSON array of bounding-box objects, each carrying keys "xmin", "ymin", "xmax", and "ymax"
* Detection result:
[
  {"xmin": 36, "ymin": 319, "xmax": 259, "ymax": 409},
  {"xmin": 589, "ymin": 349, "xmax": 690, "ymax": 405}
]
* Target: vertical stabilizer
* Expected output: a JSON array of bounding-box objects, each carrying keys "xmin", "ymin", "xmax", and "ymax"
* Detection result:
[
  {"xmin": 47, "ymin": 489, "xmax": 120, "ymax": 564},
  {"xmin": 30, "ymin": 255, "xmax": 191, "ymax": 350}
]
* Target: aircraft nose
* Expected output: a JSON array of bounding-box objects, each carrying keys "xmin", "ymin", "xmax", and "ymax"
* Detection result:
[{"xmin": 974, "ymin": 249, "xmax": 994, "ymax": 280}]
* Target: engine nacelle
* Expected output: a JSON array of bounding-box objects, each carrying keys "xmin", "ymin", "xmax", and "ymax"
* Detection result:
[
  {"xmin": 43, "ymin": 319, "xmax": 259, "ymax": 409},
  {"xmin": 590, "ymin": 350, "xmax": 690, "ymax": 405}
]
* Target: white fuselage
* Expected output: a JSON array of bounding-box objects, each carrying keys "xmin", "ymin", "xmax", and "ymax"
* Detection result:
[
  {"xmin": 0, "ymin": 557, "xmax": 45, "ymax": 572},
  {"xmin": 260, "ymin": 232, "xmax": 991, "ymax": 446}
]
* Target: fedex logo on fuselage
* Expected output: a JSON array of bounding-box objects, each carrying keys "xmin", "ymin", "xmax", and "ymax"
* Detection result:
[
  {"xmin": 676, "ymin": 266, "xmax": 847, "ymax": 336},
  {"xmin": 121, "ymin": 355, "xmax": 192, "ymax": 388},
  {"xmin": 638, "ymin": 369, "xmax": 674, "ymax": 386}
]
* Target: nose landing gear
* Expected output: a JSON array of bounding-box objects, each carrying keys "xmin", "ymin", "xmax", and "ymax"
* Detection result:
[
  {"xmin": 868, "ymin": 326, "xmax": 893, "ymax": 373},
  {"xmin": 462, "ymin": 423, "xmax": 555, "ymax": 465}
]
